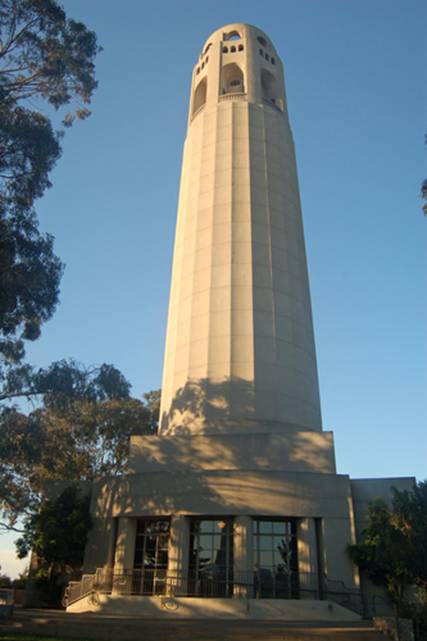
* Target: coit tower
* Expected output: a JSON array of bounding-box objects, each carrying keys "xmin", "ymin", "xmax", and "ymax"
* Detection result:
[{"xmin": 160, "ymin": 23, "xmax": 322, "ymax": 436}]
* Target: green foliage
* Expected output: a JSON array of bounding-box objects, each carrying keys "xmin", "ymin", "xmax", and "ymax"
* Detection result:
[
  {"xmin": 423, "ymin": 134, "xmax": 427, "ymax": 217},
  {"xmin": 391, "ymin": 482, "xmax": 427, "ymax": 591},
  {"xmin": 0, "ymin": 566, "xmax": 28, "ymax": 588},
  {"xmin": 348, "ymin": 481, "xmax": 427, "ymax": 611},
  {"xmin": 15, "ymin": 486, "xmax": 91, "ymax": 570},
  {"xmin": 0, "ymin": 570, "xmax": 12, "ymax": 587},
  {"xmin": 422, "ymin": 178, "xmax": 427, "ymax": 217},
  {"xmin": 0, "ymin": 107, "xmax": 61, "ymax": 210},
  {"xmin": 0, "ymin": 0, "xmax": 100, "ymax": 125},
  {"xmin": 0, "ymin": 0, "xmax": 100, "ymax": 396},
  {"xmin": 0, "ymin": 358, "xmax": 160, "ymax": 530},
  {"xmin": 0, "ymin": 210, "xmax": 63, "ymax": 386}
]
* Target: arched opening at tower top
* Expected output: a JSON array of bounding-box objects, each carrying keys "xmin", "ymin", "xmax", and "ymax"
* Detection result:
[
  {"xmin": 192, "ymin": 77, "xmax": 207, "ymax": 116},
  {"xmin": 221, "ymin": 63, "xmax": 245, "ymax": 95},
  {"xmin": 224, "ymin": 30, "xmax": 241, "ymax": 40},
  {"xmin": 261, "ymin": 69, "xmax": 283, "ymax": 111}
]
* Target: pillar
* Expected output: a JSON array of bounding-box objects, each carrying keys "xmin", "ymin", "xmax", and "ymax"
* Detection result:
[
  {"xmin": 112, "ymin": 517, "xmax": 137, "ymax": 594},
  {"xmin": 297, "ymin": 518, "xmax": 319, "ymax": 598},
  {"xmin": 95, "ymin": 517, "xmax": 117, "ymax": 591},
  {"xmin": 105, "ymin": 517, "xmax": 118, "ymax": 569},
  {"xmin": 167, "ymin": 515, "xmax": 190, "ymax": 595},
  {"xmin": 233, "ymin": 516, "xmax": 253, "ymax": 598}
]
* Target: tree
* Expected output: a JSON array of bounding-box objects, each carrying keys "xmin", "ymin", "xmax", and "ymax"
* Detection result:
[
  {"xmin": 0, "ymin": 358, "xmax": 160, "ymax": 531},
  {"xmin": 348, "ymin": 481, "xmax": 427, "ymax": 637},
  {"xmin": 422, "ymin": 178, "xmax": 427, "ymax": 217},
  {"xmin": 0, "ymin": 0, "xmax": 101, "ymax": 398},
  {"xmin": 422, "ymin": 134, "xmax": 427, "ymax": 217},
  {"xmin": 390, "ymin": 482, "xmax": 427, "ymax": 592},
  {"xmin": 0, "ymin": 566, "xmax": 12, "ymax": 587},
  {"xmin": 0, "ymin": 210, "xmax": 63, "ymax": 393},
  {"xmin": 349, "ymin": 499, "xmax": 412, "ymax": 610},
  {"xmin": 16, "ymin": 485, "xmax": 92, "ymax": 570},
  {"xmin": 15, "ymin": 485, "xmax": 92, "ymax": 605}
]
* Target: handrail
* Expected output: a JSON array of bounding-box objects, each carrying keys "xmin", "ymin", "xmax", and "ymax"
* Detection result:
[{"xmin": 63, "ymin": 567, "xmax": 362, "ymax": 613}]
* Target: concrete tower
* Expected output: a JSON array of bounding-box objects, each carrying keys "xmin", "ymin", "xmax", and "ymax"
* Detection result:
[
  {"xmin": 160, "ymin": 23, "xmax": 322, "ymax": 435},
  {"xmin": 71, "ymin": 24, "xmax": 415, "ymax": 621}
]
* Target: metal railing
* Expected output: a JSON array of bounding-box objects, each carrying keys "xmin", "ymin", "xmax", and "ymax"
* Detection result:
[
  {"xmin": 64, "ymin": 568, "xmax": 362, "ymax": 613},
  {"xmin": 324, "ymin": 577, "xmax": 364, "ymax": 616},
  {"xmin": 219, "ymin": 92, "xmax": 247, "ymax": 102},
  {"xmin": 262, "ymin": 97, "xmax": 283, "ymax": 112},
  {"xmin": 63, "ymin": 573, "xmax": 98, "ymax": 606}
]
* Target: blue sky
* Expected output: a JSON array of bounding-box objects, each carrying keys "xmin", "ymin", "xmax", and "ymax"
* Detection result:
[{"xmin": 1, "ymin": 0, "xmax": 426, "ymax": 577}]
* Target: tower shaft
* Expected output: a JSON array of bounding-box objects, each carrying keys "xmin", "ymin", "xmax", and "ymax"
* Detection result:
[{"xmin": 160, "ymin": 24, "xmax": 321, "ymax": 435}]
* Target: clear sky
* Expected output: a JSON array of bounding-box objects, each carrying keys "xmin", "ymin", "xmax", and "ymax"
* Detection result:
[{"xmin": 1, "ymin": 0, "xmax": 426, "ymax": 577}]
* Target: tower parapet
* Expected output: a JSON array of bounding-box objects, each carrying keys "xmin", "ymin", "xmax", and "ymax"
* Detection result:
[{"xmin": 189, "ymin": 24, "xmax": 287, "ymax": 123}]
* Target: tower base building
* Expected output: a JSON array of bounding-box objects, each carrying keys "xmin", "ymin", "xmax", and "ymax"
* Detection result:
[{"xmin": 66, "ymin": 25, "xmax": 414, "ymax": 620}]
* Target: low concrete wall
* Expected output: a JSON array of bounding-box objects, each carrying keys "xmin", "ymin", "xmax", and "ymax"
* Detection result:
[{"xmin": 68, "ymin": 594, "xmax": 361, "ymax": 621}]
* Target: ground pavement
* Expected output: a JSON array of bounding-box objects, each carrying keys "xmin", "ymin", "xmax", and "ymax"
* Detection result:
[{"xmin": 0, "ymin": 608, "xmax": 394, "ymax": 641}]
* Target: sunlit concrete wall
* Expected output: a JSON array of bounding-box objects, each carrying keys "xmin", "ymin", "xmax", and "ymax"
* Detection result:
[
  {"xmin": 160, "ymin": 24, "xmax": 322, "ymax": 435},
  {"xmin": 128, "ymin": 430, "xmax": 336, "ymax": 474},
  {"xmin": 83, "ymin": 468, "xmax": 358, "ymax": 589}
]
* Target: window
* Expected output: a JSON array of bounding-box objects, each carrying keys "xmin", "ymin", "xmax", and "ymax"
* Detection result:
[
  {"xmin": 230, "ymin": 46, "xmax": 236, "ymax": 53},
  {"xmin": 221, "ymin": 62, "xmax": 245, "ymax": 94},
  {"xmin": 133, "ymin": 519, "xmax": 170, "ymax": 595},
  {"xmin": 223, "ymin": 46, "xmax": 228, "ymax": 53},
  {"xmin": 253, "ymin": 519, "xmax": 298, "ymax": 598},
  {"xmin": 238, "ymin": 44, "xmax": 244, "ymax": 51},
  {"xmin": 189, "ymin": 519, "xmax": 233, "ymax": 597},
  {"xmin": 204, "ymin": 43, "xmax": 212, "ymax": 55},
  {"xmin": 271, "ymin": 57, "xmax": 275, "ymax": 65},
  {"xmin": 257, "ymin": 36, "xmax": 267, "ymax": 47},
  {"xmin": 265, "ymin": 53, "xmax": 270, "ymax": 62},
  {"xmin": 259, "ymin": 48, "xmax": 264, "ymax": 56},
  {"xmin": 261, "ymin": 68, "xmax": 283, "ymax": 111},
  {"xmin": 224, "ymin": 30, "xmax": 241, "ymax": 41},
  {"xmin": 192, "ymin": 76, "xmax": 207, "ymax": 116}
]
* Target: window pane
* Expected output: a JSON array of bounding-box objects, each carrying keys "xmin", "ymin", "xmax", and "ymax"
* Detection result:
[
  {"xmin": 157, "ymin": 534, "xmax": 169, "ymax": 549},
  {"xmin": 258, "ymin": 535, "xmax": 273, "ymax": 551},
  {"xmin": 198, "ymin": 534, "xmax": 212, "ymax": 554},
  {"xmin": 132, "ymin": 518, "xmax": 170, "ymax": 593},
  {"xmin": 136, "ymin": 520, "xmax": 146, "ymax": 534},
  {"xmin": 258, "ymin": 549, "xmax": 274, "ymax": 568},
  {"xmin": 253, "ymin": 518, "xmax": 299, "ymax": 599},
  {"xmin": 134, "ymin": 548, "xmax": 143, "ymax": 568},
  {"xmin": 258, "ymin": 521, "xmax": 273, "ymax": 534},
  {"xmin": 212, "ymin": 533, "xmax": 223, "ymax": 551},
  {"xmin": 272, "ymin": 521, "xmax": 284, "ymax": 535},
  {"xmin": 191, "ymin": 521, "xmax": 201, "ymax": 534},
  {"xmin": 189, "ymin": 518, "xmax": 233, "ymax": 597},
  {"xmin": 157, "ymin": 550, "xmax": 168, "ymax": 567},
  {"xmin": 199, "ymin": 520, "xmax": 215, "ymax": 534}
]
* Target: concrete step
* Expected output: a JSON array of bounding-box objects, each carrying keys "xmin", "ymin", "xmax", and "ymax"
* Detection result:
[{"xmin": 2, "ymin": 609, "xmax": 391, "ymax": 641}]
